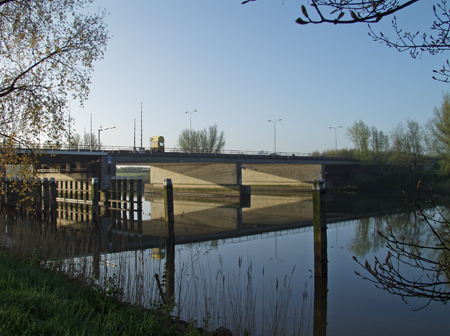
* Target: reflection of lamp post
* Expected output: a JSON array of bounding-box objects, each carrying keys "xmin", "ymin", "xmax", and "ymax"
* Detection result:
[
  {"xmin": 273, "ymin": 231, "xmax": 283, "ymax": 262},
  {"xmin": 98, "ymin": 126, "xmax": 116, "ymax": 148},
  {"xmin": 185, "ymin": 109, "xmax": 197, "ymax": 153},
  {"xmin": 331, "ymin": 226, "xmax": 344, "ymax": 249},
  {"xmin": 329, "ymin": 126, "xmax": 342, "ymax": 152},
  {"xmin": 268, "ymin": 119, "xmax": 282, "ymax": 154}
]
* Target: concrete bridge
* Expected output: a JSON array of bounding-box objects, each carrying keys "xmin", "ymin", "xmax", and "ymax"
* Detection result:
[{"xmin": 35, "ymin": 149, "xmax": 360, "ymax": 191}]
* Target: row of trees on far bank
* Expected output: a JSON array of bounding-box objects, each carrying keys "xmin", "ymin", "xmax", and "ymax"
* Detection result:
[{"xmin": 317, "ymin": 93, "xmax": 450, "ymax": 177}]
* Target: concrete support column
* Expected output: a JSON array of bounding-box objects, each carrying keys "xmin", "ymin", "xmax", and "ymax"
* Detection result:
[
  {"xmin": 100, "ymin": 155, "xmax": 116, "ymax": 190},
  {"xmin": 236, "ymin": 163, "xmax": 242, "ymax": 185}
]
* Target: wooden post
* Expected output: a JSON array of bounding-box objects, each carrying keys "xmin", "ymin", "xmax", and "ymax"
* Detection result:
[
  {"xmin": 111, "ymin": 177, "xmax": 117, "ymax": 233},
  {"xmin": 50, "ymin": 178, "xmax": 57, "ymax": 229},
  {"xmin": 116, "ymin": 177, "xmax": 122, "ymax": 233},
  {"xmin": 91, "ymin": 178, "xmax": 100, "ymax": 280},
  {"xmin": 122, "ymin": 178, "xmax": 128, "ymax": 232},
  {"xmin": 313, "ymin": 275, "xmax": 328, "ymax": 336},
  {"xmin": 42, "ymin": 178, "xmax": 49, "ymax": 223},
  {"xmin": 137, "ymin": 177, "xmax": 142, "ymax": 236},
  {"xmin": 164, "ymin": 178, "xmax": 175, "ymax": 304},
  {"xmin": 35, "ymin": 178, "xmax": 43, "ymax": 223},
  {"xmin": 129, "ymin": 177, "xmax": 135, "ymax": 233},
  {"xmin": 84, "ymin": 180, "xmax": 90, "ymax": 222},
  {"xmin": 91, "ymin": 178, "xmax": 99, "ymax": 222},
  {"xmin": 313, "ymin": 179, "xmax": 327, "ymax": 277},
  {"xmin": 312, "ymin": 179, "xmax": 328, "ymax": 336}
]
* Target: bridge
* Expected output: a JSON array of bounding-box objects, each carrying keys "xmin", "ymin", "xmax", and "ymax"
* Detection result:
[{"xmin": 34, "ymin": 147, "xmax": 360, "ymax": 191}]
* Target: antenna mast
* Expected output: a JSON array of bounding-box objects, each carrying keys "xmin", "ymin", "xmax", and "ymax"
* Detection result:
[{"xmin": 141, "ymin": 102, "xmax": 143, "ymax": 149}]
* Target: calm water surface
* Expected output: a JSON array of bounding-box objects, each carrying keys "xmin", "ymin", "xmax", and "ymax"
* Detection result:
[{"xmin": 83, "ymin": 191, "xmax": 450, "ymax": 335}]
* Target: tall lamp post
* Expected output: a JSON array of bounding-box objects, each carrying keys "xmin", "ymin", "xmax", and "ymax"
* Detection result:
[
  {"xmin": 329, "ymin": 126, "xmax": 342, "ymax": 152},
  {"xmin": 98, "ymin": 126, "xmax": 116, "ymax": 149},
  {"xmin": 185, "ymin": 109, "xmax": 197, "ymax": 153},
  {"xmin": 68, "ymin": 99, "xmax": 74, "ymax": 148},
  {"xmin": 268, "ymin": 119, "xmax": 282, "ymax": 154}
]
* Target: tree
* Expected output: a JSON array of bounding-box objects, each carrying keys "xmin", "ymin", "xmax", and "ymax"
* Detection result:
[
  {"xmin": 346, "ymin": 120, "xmax": 371, "ymax": 160},
  {"xmin": 242, "ymin": 1, "xmax": 450, "ymax": 82},
  {"xmin": 69, "ymin": 133, "xmax": 83, "ymax": 149},
  {"xmin": 370, "ymin": 126, "xmax": 390, "ymax": 162},
  {"xmin": 390, "ymin": 119, "xmax": 425, "ymax": 169},
  {"xmin": 177, "ymin": 124, "xmax": 226, "ymax": 153},
  {"xmin": 427, "ymin": 92, "xmax": 450, "ymax": 176},
  {"xmin": 83, "ymin": 132, "xmax": 100, "ymax": 150},
  {"xmin": 0, "ymin": 0, "xmax": 109, "ymax": 178}
]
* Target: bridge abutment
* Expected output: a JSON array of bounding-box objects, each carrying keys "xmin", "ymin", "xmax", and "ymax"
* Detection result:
[{"xmin": 150, "ymin": 163, "xmax": 241, "ymax": 186}]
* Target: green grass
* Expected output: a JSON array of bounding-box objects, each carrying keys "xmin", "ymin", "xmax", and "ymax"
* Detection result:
[{"xmin": 0, "ymin": 251, "xmax": 200, "ymax": 336}]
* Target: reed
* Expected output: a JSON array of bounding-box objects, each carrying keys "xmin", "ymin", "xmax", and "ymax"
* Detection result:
[{"xmin": 0, "ymin": 214, "xmax": 312, "ymax": 335}]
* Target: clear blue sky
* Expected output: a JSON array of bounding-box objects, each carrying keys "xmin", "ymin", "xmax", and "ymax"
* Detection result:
[{"xmin": 70, "ymin": 0, "xmax": 449, "ymax": 153}]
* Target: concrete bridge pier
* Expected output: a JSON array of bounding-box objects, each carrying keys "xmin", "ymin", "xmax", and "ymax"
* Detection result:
[{"xmin": 100, "ymin": 155, "xmax": 116, "ymax": 190}]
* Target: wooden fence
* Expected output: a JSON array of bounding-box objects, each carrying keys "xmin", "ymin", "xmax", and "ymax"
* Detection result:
[{"xmin": 0, "ymin": 177, "xmax": 143, "ymax": 231}]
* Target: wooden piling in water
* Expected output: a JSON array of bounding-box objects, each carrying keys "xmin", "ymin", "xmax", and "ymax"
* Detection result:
[
  {"xmin": 116, "ymin": 177, "xmax": 122, "ymax": 232},
  {"xmin": 129, "ymin": 177, "xmax": 135, "ymax": 233},
  {"xmin": 50, "ymin": 178, "xmax": 57, "ymax": 229},
  {"xmin": 91, "ymin": 178, "xmax": 100, "ymax": 279},
  {"xmin": 137, "ymin": 177, "xmax": 142, "ymax": 235},
  {"xmin": 313, "ymin": 179, "xmax": 327, "ymax": 277},
  {"xmin": 312, "ymin": 179, "xmax": 328, "ymax": 335},
  {"xmin": 122, "ymin": 178, "xmax": 128, "ymax": 232},
  {"xmin": 110, "ymin": 177, "xmax": 117, "ymax": 232},
  {"xmin": 34, "ymin": 178, "xmax": 42, "ymax": 223},
  {"xmin": 91, "ymin": 178, "xmax": 99, "ymax": 221},
  {"xmin": 164, "ymin": 178, "xmax": 175, "ymax": 303},
  {"xmin": 42, "ymin": 178, "xmax": 50, "ymax": 223}
]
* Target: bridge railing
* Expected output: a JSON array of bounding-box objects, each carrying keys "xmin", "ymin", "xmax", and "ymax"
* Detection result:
[{"xmin": 30, "ymin": 144, "xmax": 357, "ymax": 160}]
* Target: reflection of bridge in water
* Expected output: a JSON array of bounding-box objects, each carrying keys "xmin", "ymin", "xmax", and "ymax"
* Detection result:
[
  {"xmin": 101, "ymin": 191, "xmax": 411, "ymax": 253},
  {"xmin": 55, "ymin": 189, "xmax": 413, "ymax": 254}
]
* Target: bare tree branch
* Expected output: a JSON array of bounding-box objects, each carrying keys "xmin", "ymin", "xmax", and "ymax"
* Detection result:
[
  {"xmin": 242, "ymin": 0, "xmax": 450, "ymax": 81},
  {"xmin": 355, "ymin": 186, "xmax": 450, "ymax": 306}
]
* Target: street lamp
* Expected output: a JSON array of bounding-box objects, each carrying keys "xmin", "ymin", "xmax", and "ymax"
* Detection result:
[
  {"xmin": 185, "ymin": 109, "xmax": 197, "ymax": 153},
  {"xmin": 98, "ymin": 126, "xmax": 116, "ymax": 149},
  {"xmin": 329, "ymin": 126, "xmax": 342, "ymax": 152},
  {"xmin": 268, "ymin": 119, "xmax": 282, "ymax": 154},
  {"xmin": 68, "ymin": 99, "xmax": 74, "ymax": 148}
]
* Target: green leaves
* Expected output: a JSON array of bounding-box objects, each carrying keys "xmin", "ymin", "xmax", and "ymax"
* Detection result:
[{"xmin": 0, "ymin": 0, "xmax": 109, "ymax": 151}]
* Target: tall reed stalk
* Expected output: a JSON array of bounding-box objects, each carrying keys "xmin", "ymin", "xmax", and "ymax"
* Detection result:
[{"xmin": 0, "ymin": 214, "xmax": 312, "ymax": 335}]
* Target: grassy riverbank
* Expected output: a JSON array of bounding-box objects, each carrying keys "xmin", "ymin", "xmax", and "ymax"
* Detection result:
[{"xmin": 0, "ymin": 250, "xmax": 200, "ymax": 336}]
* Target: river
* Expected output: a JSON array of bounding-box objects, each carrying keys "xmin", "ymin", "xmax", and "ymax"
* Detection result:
[{"xmin": 72, "ymin": 189, "xmax": 450, "ymax": 335}]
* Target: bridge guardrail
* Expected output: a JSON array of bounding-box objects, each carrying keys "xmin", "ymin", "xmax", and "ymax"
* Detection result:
[{"xmin": 26, "ymin": 145, "xmax": 358, "ymax": 161}]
